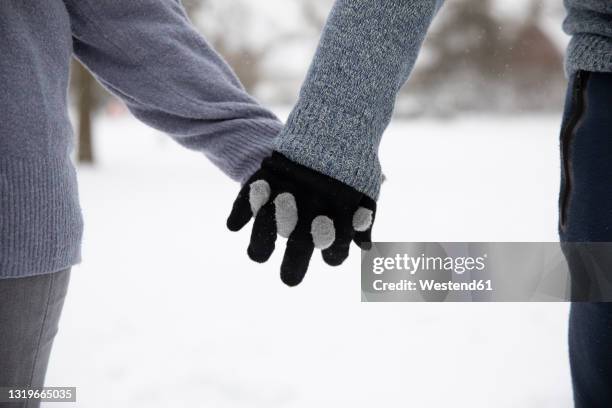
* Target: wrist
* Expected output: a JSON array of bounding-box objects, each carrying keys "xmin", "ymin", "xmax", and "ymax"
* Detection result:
[
  {"xmin": 229, "ymin": 119, "xmax": 282, "ymax": 184},
  {"xmin": 274, "ymin": 101, "xmax": 383, "ymax": 200}
]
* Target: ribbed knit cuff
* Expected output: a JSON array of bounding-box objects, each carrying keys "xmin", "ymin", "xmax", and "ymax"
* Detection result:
[
  {"xmin": 214, "ymin": 118, "xmax": 283, "ymax": 185},
  {"xmin": 0, "ymin": 155, "xmax": 83, "ymax": 278},
  {"xmin": 566, "ymin": 34, "xmax": 612, "ymax": 75},
  {"xmin": 274, "ymin": 102, "xmax": 383, "ymax": 200}
]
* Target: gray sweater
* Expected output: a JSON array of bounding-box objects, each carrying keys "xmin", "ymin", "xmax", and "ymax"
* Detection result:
[
  {"xmin": 1, "ymin": 0, "xmax": 611, "ymax": 278},
  {"xmin": 275, "ymin": 0, "xmax": 612, "ymax": 200},
  {"xmin": 0, "ymin": 0, "xmax": 282, "ymax": 278}
]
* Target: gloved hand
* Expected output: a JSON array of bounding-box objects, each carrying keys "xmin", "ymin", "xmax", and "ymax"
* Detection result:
[{"xmin": 227, "ymin": 152, "xmax": 376, "ymax": 286}]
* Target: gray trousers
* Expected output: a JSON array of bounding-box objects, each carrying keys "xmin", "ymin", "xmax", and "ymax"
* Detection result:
[{"xmin": 0, "ymin": 269, "xmax": 70, "ymax": 408}]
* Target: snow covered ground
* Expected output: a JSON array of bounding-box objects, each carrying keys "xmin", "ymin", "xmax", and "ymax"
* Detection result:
[{"xmin": 45, "ymin": 112, "xmax": 572, "ymax": 407}]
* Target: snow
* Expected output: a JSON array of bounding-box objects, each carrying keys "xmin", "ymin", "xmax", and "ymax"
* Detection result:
[{"xmin": 45, "ymin": 112, "xmax": 572, "ymax": 407}]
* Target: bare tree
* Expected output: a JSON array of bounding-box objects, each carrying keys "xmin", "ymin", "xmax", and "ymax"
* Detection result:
[
  {"xmin": 300, "ymin": 0, "xmax": 330, "ymax": 29},
  {"xmin": 73, "ymin": 61, "xmax": 97, "ymax": 164},
  {"xmin": 188, "ymin": 1, "xmax": 265, "ymax": 92},
  {"xmin": 402, "ymin": 0, "xmax": 565, "ymax": 114},
  {"xmin": 188, "ymin": 0, "xmax": 310, "ymax": 93}
]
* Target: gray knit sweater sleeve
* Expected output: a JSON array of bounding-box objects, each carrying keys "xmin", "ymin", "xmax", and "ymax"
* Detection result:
[
  {"xmin": 64, "ymin": 0, "xmax": 282, "ymax": 183},
  {"xmin": 564, "ymin": 1, "xmax": 612, "ymax": 74},
  {"xmin": 274, "ymin": 0, "xmax": 444, "ymax": 199}
]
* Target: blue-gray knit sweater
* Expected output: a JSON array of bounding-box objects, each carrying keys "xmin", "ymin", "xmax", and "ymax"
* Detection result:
[
  {"xmin": 275, "ymin": 0, "xmax": 612, "ymax": 200},
  {"xmin": 1, "ymin": 0, "xmax": 610, "ymax": 278},
  {"xmin": 0, "ymin": 0, "xmax": 282, "ymax": 277}
]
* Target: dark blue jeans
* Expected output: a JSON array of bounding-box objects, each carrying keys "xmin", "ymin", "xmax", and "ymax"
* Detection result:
[{"xmin": 559, "ymin": 71, "xmax": 612, "ymax": 407}]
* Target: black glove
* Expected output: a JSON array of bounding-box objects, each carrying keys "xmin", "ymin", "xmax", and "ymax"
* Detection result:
[{"xmin": 227, "ymin": 152, "xmax": 376, "ymax": 286}]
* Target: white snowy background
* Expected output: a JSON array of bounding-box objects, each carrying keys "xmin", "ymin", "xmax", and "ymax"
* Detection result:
[
  {"xmin": 46, "ymin": 0, "xmax": 574, "ymax": 406},
  {"xmin": 45, "ymin": 113, "xmax": 571, "ymax": 408}
]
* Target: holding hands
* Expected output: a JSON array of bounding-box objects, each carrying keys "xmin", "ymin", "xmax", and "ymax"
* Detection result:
[{"xmin": 227, "ymin": 152, "xmax": 376, "ymax": 286}]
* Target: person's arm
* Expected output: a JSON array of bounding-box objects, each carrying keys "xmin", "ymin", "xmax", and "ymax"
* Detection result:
[
  {"xmin": 63, "ymin": 0, "xmax": 282, "ymax": 182},
  {"xmin": 275, "ymin": 0, "xmax": 444, "ymax": 200},
  {"xmin": 563, "ymin": 0, "xmax": 612, "ymax": 75},
  {"xmin": 227, "ymin": 0, "xmax": 444, "ymax": 286}
]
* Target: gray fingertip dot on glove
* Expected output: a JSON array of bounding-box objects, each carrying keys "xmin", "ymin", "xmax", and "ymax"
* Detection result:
[
  {"xmin": 352, "ymin": 207, "xmax": 373, "ymax": 232},
  {"xmin": 311, "ymin": 216, "xmax": 335, "ymax": 249},
  {"xmin": 274, "ymin": 192, "xmax": 298, "ymax": 238},
  {"xmin": 249, "ymin": 180, "xmax": 270, "ymax": 215}
]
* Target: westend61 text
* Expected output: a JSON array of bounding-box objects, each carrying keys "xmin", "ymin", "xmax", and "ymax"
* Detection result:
[{"xmin": 372, "ymin": 279, "xmax": 493, "ymax": 292}]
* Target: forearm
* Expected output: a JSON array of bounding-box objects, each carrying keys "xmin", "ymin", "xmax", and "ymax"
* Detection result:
[
  {"xmin": 65, "ymin": 0, "xmax": 281, "ymax": 182},
  {"xmin": 275, "ymin": 0, "xmax": 444, "ymax": 199}
]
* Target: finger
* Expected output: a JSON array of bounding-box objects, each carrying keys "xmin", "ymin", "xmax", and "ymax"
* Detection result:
[
  {"xmin": 352, "ymin": 198, "xmax": 376, "ymax": 250},
  {"xmin": 353, "ymin": 207, "xmax": 374, "ymax": 232},
  {"xmin": 274, "ymin": 192, "xmax": 298, "ymax": 238},
  {"xmin": 352, "ymin": 206, "xmax": 373, "ymax": 249},
  {"xmin": 249, "ymin": 179, "xmax": 271, "ymax": 214},
  {"xmin": 280, "ymin": 233, "xmax": 315, "ymax": 287},
  {"xmin": 226, "ymin": 179, "xmax": 270, "ymax": 232},
  {"xmin": 322, "ymin": 217, "xmax": 353, "ymax": 266},
  {"xmin": 227, "ymin": 185, "xmax": 252, "ymax": 231},
  {"xmin": 353, "ymin": 229, "xmax": 373, "ymax": 250},
  {"xmin": 247, "ymin": 201, "xmax": 277, "ymax": 263},
  {"xmin": 311, "ymin": 216, "xmax": 335, "ymax": 250}
]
